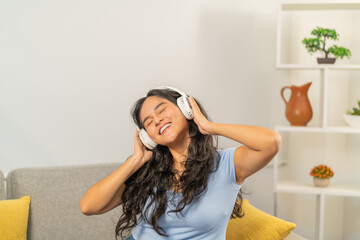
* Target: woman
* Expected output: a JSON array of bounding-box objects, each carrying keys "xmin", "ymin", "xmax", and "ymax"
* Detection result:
[{"xmin": 79, "ymin": 87, "xmax": 282, "ymax": 240}]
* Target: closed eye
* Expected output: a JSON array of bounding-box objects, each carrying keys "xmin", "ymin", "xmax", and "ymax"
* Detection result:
[
  {"xmin": 146, "ymin": 120, "xmax": 153, "ymax": 127},
  {"xmin": 145, "ymin": 106, "xmax": 167, "ymax": 127}
]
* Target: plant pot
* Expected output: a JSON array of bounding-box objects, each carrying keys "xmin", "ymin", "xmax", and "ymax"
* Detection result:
[
  {"xmin": 313, "ymin": 178, "xmax": 330, "ymax": 188},
  {"xmin": 343, "ymin": 114, "xmax": 360, "ymax": 127},
  {"xmin": 317, "ymin": 57, "xmax": 336, "ymax": 64}
]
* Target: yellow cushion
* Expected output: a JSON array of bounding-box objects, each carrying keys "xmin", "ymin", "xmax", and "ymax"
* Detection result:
[
  {"xmin": 0, "ymin": 196, "xmax": 31, "ymax": 240},
  {"xmin": 226, "ymin": 199, "xmax": 296, "ymax": 240}
]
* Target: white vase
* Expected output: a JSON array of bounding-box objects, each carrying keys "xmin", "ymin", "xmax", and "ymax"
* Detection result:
[
  {"xmin": 343, "ymin": 114, "xmax": 360, "ymax": 127},
  {"xmin": 313, "ymin": 178, "xmax": 330, "ymax": 187}
]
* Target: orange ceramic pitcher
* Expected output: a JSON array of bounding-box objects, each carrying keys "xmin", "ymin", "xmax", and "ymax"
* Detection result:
[{"xmin": 280, "ymin": 82, "xmax": 313, "ymax": 126}]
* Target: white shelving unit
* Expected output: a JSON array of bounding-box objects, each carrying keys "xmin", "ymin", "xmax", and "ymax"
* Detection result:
[{"xmin": 274, "ymin": 1, "xmax": 360, "ymax": 240}]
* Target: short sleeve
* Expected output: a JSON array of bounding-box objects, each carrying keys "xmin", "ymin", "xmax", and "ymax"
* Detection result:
[{"xmin": 217, "ymin": 147, "xmax": 245, "ymax": 190}]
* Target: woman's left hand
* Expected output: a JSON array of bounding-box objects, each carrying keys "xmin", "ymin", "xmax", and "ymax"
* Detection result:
[{"xmin": 188, "ymin": 96, "xmax": 215, "ymax": 135}]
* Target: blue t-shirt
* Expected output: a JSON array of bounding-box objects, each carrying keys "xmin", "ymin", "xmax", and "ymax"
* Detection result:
[{"xmin": 131, "ymin": 147, "xmax": 245, "ymax": 240}]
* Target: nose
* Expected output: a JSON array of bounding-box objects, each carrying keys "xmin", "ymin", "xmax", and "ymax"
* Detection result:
[{"xmin": 153, "ymin": 113, "xmax": 163, "ymax": 126}]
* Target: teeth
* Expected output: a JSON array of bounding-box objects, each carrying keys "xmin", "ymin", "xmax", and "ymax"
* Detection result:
[{"xmin": 160, "ymin": 123, "xmax": 171, "ymax": 135}]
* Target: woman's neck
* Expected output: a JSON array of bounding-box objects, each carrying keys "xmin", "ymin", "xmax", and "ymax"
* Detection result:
[
  {"xmin": 168, "ymin": 133, "xmax": 191, "ymax": 173},
  {"xmin": 169, "ymin": 139, "xmax": 190, "ymax": 193}
]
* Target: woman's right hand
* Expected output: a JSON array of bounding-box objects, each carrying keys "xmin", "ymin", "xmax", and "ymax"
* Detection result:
[{"xmin": 131, "ymin": 130, "xmax": 153, "ymax": 172}]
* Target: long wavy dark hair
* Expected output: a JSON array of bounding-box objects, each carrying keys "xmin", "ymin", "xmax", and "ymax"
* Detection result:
[{"xmin": 115, "ymin": 88, "xmax": 244, "ymax": 239}]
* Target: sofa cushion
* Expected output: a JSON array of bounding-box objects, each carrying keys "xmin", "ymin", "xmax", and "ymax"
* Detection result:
[
  {"xmin": 0, "ymin": 196, "xmax": 30, "ymax": 240},
  {"xmin": 226, "ymin": 199, "xmax": 296, "ymax": 240},
  {"xmin": 6, "ymin": 162, "xmax": 125, "ymax": 240},
  {"xmin": 0, "ymin": 170, "xmax": 4, "ymax": 200}
]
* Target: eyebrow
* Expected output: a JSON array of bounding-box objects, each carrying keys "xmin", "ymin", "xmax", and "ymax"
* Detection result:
[{"xmin": 142, "ymin": 102, "xmax": 166, "ymax": 126}]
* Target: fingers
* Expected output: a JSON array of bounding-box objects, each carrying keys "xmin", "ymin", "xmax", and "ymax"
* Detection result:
[
  {"xmin": 134, "ymin": 130, "xmax": 144, "ymax": 150},
  {"xmin": 188, "ymin": 96, "xmax": 201, "ymax": 114},
  {"xmin": 188, "ymin": 96, "xmax": 195, "ymax": 107},
  {"xmin": 189, "ymin": 96, "xmax": 208, "ymax": 122},
  {"xmin": 134, "ymin": 130, "xmax": 141, "ymax": 143}
]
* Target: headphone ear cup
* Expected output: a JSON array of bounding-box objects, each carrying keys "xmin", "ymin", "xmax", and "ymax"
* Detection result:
[
  {"xmin": 177, "ymin": 96, "xmax": 194, "ymax": 120},
  {"xmin": 139, "ymin": 128, "xmax": 157, "ymax": 150}
]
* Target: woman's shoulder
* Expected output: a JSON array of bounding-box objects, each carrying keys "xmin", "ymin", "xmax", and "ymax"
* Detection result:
[
  {"xmin": 210, "ymin": 147, "xmax": 236, "ymax": 171},
  {"xmin": 215, "ymin": 147, "xmax": 237, "ymax": 169},
  {"xmin": 216, "ymin": 147, "xmax": 237, "ymax": 157}
]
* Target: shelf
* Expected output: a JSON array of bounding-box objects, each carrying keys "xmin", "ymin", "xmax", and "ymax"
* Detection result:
[
  {"xmin": 281, "ymin": 1, "xmax": 360, "ymax": 11},
  {"xmin": 276, "ymin": 64, "xmax": 360, "ymax": 70},
  {"xmin": 277, "ymin": 181, "xmax": 360, "ymax": 197},
  {"xmin": 276, "ymin": 1, "xmax": 360, "ymax": 68},
  {"xmin": 275, "ymin": 125, "xmax": 360, "ymax": 134},
  {"xmin": 275, "ymin": 2, "xmax": 360, "ymax": 239}
]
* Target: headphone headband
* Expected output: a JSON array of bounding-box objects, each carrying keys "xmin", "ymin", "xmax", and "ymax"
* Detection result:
[{"xmin": 153, "ymin": 86, "xmax": 188, "ymax": 98}]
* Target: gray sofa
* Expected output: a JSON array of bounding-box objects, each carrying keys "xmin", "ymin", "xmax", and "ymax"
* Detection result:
[
  {"xmin": 3, "ymin": 162, "xmax": 124, "ymax": 240},
  {"xmin": 1, "ymin": 163, "xmax": 307, "ymax": 240}
]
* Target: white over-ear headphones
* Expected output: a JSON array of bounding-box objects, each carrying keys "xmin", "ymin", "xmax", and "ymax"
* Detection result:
[{"xmin": 137, "ymin": 86, "xmax": 194, "ymax": 150}]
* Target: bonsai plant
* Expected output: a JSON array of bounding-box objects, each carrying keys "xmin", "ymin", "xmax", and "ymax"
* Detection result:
[
  {"xmin": 302, "ymin": 27, "xmax": 352, "ymax": 64},
  {"xmin": 309, "ymin": 164, "xmax": 334, "ymax": 187},
  {"xmin": 343, "ymin": 99, "xmax": 360, "ymax": 127}
]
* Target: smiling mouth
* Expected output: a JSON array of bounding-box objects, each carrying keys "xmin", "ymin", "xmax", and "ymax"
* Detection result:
[{"xmin": 159, "ymin": 123, "xmax": 171, "ymax": 135}]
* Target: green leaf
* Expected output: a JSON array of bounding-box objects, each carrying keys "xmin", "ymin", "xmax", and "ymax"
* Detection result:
[
  {"xmin": 302, "ymin": 37, "xmax": 321, "ymax": 53},
  {"xmin": 328, "ymin": 45, "xmax": 351, "ymax": 59},
  {"xmin": 311, "ymin": 27, "xmax": 339, "ymax": 40}
]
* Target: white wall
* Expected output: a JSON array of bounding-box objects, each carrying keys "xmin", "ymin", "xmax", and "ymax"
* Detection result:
[
  {"xmin": 1, "ymin": 0, "xmax": 359, "ymax": 239},
  {"xmin": 0, "ymin": 0, "xmax": 280, "ymax": 191}
]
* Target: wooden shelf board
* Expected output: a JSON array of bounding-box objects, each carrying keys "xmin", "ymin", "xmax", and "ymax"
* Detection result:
[{"xmin": 277, "ymin": 181, "xmax": 360, "ymax": 197}]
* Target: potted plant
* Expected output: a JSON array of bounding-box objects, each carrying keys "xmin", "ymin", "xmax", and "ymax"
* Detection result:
[
  {"xmin": 302, "ymin": 27, "xmax": 351, "ymax": 64},
  {"xmin": 343, "ymin": 99, "xmax": 360, "ymax": 127},
  {"xmin": 309, "ymin": 164, "xmax": 334, "ymax": 187}
]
